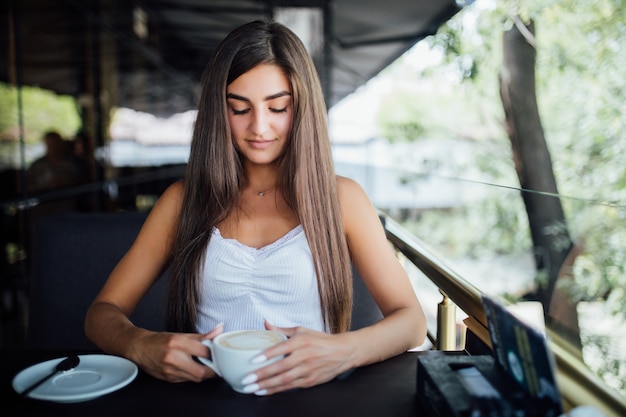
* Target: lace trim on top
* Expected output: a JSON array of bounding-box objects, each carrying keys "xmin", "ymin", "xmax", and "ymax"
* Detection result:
[{"xmin": 212, "ymin": 225, "xmax": 304, "ymax": 258}]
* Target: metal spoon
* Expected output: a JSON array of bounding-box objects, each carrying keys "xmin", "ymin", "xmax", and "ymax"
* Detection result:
[{"xmin": 20, "ymin": 355, "xmax": 80, "ymax": 398}]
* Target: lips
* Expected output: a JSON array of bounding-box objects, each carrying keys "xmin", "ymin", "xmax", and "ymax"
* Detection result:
[{"xmin": 247, "ymin": 139, "xmax": 275, "ymax": 150}]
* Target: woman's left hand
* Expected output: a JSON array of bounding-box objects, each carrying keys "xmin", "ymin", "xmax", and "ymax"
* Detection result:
[{"xmin": 240, "ymin": 321, "xmax": 358, "ymax": 395}]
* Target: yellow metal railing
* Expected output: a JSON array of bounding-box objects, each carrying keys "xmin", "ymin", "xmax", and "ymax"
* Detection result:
[{"xmin": 380, "ymin": 214, "xmax": 626, "ymax": 417}]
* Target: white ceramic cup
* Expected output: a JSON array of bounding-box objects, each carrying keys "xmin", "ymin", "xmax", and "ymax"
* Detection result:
[{"xmin": 198, "ymin": 329, "xmax": 287, "ymax": 393}]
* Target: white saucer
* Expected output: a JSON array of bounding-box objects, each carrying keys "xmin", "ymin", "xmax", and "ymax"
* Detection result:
[{"xmin": 12, "ymin": 354, "xmax": 138, "ymax": 403}]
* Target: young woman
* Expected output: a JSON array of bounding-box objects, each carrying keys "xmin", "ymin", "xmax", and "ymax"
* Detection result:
[{"xmin": 85, "ymin": 20, "xmax": 427, "ymax": 396}]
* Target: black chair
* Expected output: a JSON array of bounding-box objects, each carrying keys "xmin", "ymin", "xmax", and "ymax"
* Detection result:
[
  {"xmin": 27, "ymin": 211, "xmax": 168, "ymax": 349},
  {"xmin": 350, "ymin": 267, "xmax": 383, "ymax": 330},
  {"xmin": 27, "ymin": 211, "xmax": 382, "ymax": 349},
  {"xmin": 349, "ymin": 216, "xmax": 386, "ymax": 330}
]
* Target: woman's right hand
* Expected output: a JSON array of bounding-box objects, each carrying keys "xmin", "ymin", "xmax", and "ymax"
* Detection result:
[{"xmin": 131, "ymin": 324, "xmax": 224, "ymax": 383}]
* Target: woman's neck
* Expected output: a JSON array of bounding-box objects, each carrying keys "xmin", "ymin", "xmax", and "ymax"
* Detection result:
[{"xmin": 243, "ymin": 164, "xmax": 279, "ymax": 197}]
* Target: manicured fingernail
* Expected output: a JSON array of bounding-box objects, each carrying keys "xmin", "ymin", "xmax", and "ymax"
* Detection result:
[
  {"xmin": 250, "ymin": 354, "xmax": 267, "ymax": 364},
  {"xmin": 212, "ymin": 322, "xmax": 224, "ymax": 330},
  {"xmin": 254, "ymin": 389, "xmax": 268, "ymax": 396},
  {"xmin": 242, "ymin": 383, "xmax": 259, "ymax": 393},
  {"xmin": 241, "ymin": 373, "xmax": 257, "ymax": 385}
]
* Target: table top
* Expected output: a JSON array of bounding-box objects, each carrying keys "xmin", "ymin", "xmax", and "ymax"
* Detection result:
[{"xmin": 2, "ymin": 349, "xmax": 426, "ymax": 417}]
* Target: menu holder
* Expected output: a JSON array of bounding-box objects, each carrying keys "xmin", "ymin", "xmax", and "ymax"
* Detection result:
[
  {"xmin": 417, "ymin": 352, "xmax": 538, "ymax": 416},
  {"xmin": 482, "ymin": 294, "xmax": 562, "ymax": 414},
  {"xmin": 416, "ymin": 295, "xmax": 563, "ymax": 417}
]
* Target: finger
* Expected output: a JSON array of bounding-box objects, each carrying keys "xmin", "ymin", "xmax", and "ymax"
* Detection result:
[
  {"xmin": 247, "ymin": 345, "xmax": 311, "ymax": 387},
  {"xmin": 166, "ymin": 333, "xmax": 214, "ymax": 367},
  {"xmin": 177, "ymin": 335, "xmax": 212, "ymax": 358},
  {"xmin": 202, "ymin": 322, "xmax": 224, "ymax": 340},
  {"xmin": 263, "ymin": 320, "xmax": 295, "ymax": 336},
  {"xmin": 187, "ymin": 360, "xmax": 218, "ymax": 381},
  {"xmin": 249, "ymin": 335, "xmax": 297, "ymax": 366},
  {"xmin": 252, "ymin": 326, "xmax": 320, "ymax": 365},
  {"xmin": 241, "ymin": 363, "xmax": 303, "ymax": 395},
  {"xmin": 153, "ymin": 349, "xmax": 212, "ymax": 383},
  {"xmin": 249, "ymin": 361, "xmax": 329, "ymax": 395},
  {"xmin": 177, "ymin": 346, "xmax": 221, "ymax": 382}
]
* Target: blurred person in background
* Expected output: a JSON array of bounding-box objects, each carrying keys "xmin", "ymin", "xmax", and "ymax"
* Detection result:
[{"xmin": 28, "ymin": 130, "xmax": 83, "ymax": 192}]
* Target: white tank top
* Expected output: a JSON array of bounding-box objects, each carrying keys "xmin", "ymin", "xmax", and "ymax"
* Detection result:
[{"xmin": 196, "ymin": 225, "xmax": 325, "ymax": 333}]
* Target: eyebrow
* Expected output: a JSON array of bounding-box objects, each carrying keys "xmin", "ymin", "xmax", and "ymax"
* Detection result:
[{"xmin": 226, "ymin": 91, "xmax": 291, "ymax": 102}]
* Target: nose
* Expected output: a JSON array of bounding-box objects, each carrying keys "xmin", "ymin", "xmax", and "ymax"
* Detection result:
[{"xmin": 250, "ymin": 110, "xmax": 269, "ymax": 137}]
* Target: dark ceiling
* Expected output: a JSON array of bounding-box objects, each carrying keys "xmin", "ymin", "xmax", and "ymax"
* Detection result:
[{"xmin": 2, "ymin": 0, "xmax": 463, "ymax": 117}]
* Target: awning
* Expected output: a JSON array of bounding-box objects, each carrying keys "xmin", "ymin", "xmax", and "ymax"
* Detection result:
[{"xmin": 1, "ymin": 0, "xmax": 463, "ymax": 117}]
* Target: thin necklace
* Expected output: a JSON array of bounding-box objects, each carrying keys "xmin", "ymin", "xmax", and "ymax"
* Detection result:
[{"xmin": 257, "ymin": 188, "xmax": 273, "ymax": 196}]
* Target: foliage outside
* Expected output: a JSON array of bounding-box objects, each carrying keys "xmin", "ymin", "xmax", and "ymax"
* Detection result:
[
  {"xmin": 376, "ymin": 0, "xmax": 625, "ymax": 396},
  {"xmin": 0, "ymin": 83, "xmax": 80, "ymax": 168}
]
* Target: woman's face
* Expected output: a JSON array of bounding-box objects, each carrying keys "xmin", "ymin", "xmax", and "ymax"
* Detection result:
[{"xmin": 226, "ymin": 64, "xmax": 293, "ymax": 166}]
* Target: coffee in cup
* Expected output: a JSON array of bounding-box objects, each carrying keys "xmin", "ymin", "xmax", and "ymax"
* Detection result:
[{"xmin": 198, "ymin": 329, "xmax": 287, "ymax": 393}]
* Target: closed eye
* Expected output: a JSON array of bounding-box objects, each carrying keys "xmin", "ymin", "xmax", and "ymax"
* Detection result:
[
  {"xmin": 270, "ymin": 107, "xmax": 288, "ymax": 113},
  {"xmin": 231, "ymin": 108, "xmax": 250, "ymax": 115}
]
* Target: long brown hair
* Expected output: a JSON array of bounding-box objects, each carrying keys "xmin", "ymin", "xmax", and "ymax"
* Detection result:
[{"xmin": 167, "ymin": 20, "xmax": 353, "ymax": 334}]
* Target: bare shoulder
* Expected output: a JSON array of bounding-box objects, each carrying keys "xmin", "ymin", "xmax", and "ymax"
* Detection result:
[
  {"xmin": 154, "ymin": 180, "xmax": 184, "ymax": 212},
  {"xmin": 336, "ymin": 176, "xmax": 378, "ymax": 233},
  {"xmin": 162, "ymin": 180, "xmax": 184, "ymax": 201},
  {"xmin": 142, "ymin": 180, "xmax": 184, "ymax": 233},
  {"xmin": 336, "ymin": 175, "xmax": 367, "ymax": 200}
]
